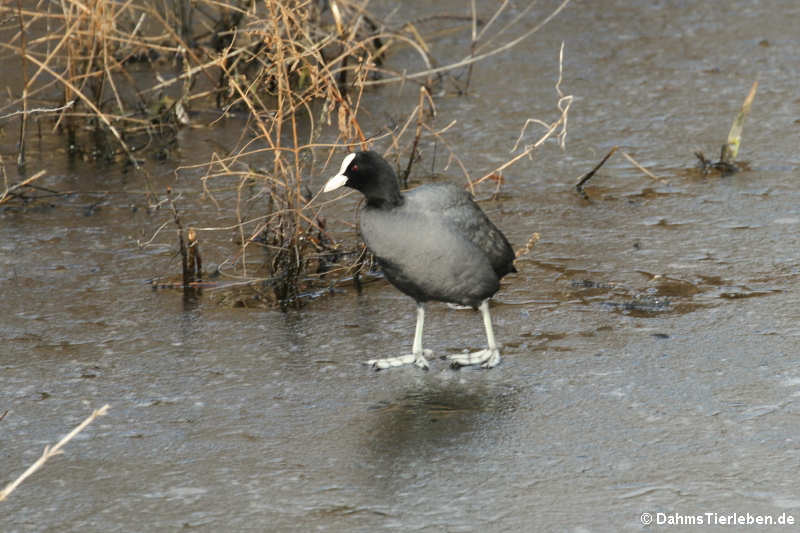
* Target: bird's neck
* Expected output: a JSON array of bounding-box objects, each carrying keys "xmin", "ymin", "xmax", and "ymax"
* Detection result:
[{"xmin": 365, "ymin": 185, "xmax": 403, "ymax": 208}]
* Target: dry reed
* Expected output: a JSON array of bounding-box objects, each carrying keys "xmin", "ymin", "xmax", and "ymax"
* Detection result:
[
  {"xmin": 0, "ymin": 404, "xmax": 110, "ymax": 502},
  {"xmin": 1, "ymin": 0, "xmax": 572, "ymax": 307}
]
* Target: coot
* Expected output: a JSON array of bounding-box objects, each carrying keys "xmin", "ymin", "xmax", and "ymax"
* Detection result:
[{"xmin": 323, "ymin": 151, "xmax": 516, "ymax": 369}]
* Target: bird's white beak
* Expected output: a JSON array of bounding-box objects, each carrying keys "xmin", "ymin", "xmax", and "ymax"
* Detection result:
[
  {"xmin": 323, "ymin": 152, "xmax": 356, "ymax": 193},
  {"xmin": 323, "ymin": 173, "xmax": 348, "ymax": 192}
]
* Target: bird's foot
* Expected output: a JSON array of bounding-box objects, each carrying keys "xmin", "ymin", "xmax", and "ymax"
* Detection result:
[
  {"xmin": 365, "ymin": 349, "xmax": 432, "ymax": 371},
  {"xmin": 445, "ymin": 349, "xmax": 501, "ymax": 369}
]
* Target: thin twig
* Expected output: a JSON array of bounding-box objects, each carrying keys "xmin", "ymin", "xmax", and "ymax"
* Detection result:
[
  {"xmin": 0, "ymin": 100, "xmax": 75, "ymax": 120},
  {"xmin": 0, "ymin": 169, "xmax": 46, "ymax": 205},
  {"xmin": 401, "ymin": 86, "xmax": 430, "ymax": 187},
  {"xmin": 359, "ymin": 0, "xmax": 571, "ymax": 86},
  {"xmin": 473, "ymin": 43, "xmax": 572, "ymax": 188},
  {"xmin": 18, "ymin": 50, "xmax": 139, "ymax": 168},
  {"xmin": 0, "ymin": 404, "xmax": 110, "ymax": 502},
  {"xmin": 575, "ymin": 146, "xmax": 618, "ymax": 198},
  {"xmin": 463, "ymin": 0, "xmax": 478, "ymax": 93},
  {"xmin": 16, "ymin": 0, "xmax": 29, "ymax": 169},
  {"xmin": 620, "ymin": 151, "xmax": 666, "ymax": 183}
]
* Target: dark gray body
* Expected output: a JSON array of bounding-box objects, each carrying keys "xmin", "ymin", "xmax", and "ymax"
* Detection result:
[{"xmin": 360, "ymin": 183, "xmax": 516, "ymax": 308}]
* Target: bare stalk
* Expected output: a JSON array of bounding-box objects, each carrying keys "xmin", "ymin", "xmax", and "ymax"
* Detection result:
[
  {"xmin": 359, "ymin": 0, "xmax": 572, "ymax": 86},
  {"xmin": 16, "ymin": 0, "xmax": 29, "ymax": 169},
  {"xmin": 0, "ymin": 169, "xmax": 47, "ymax": 206},
  {"xmin": 463, "ymin": 0, "xmax": 478, "ymax": 93},
  {"xmin": 401, "ymin": 86, "xmax": 431, "ymax": 187},
  {"xmin": 474, "ymin": 42, "xmax": 573, "ymax": 188},
  {"xmin": 722, "ymin": 80, "xmax": 758, "ymax": 163},
  {"xmin": 0, "ymin": 405, "xmax": 110, "ymax": 502}
]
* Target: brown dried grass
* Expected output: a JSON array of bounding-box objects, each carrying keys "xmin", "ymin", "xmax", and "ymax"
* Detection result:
[{"xmin": 1, "ymin": 0, "xmax": 572, "ymax": 308}]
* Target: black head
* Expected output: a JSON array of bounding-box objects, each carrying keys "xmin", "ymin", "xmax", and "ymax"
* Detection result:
[{"xmin": 323, "ymin": 151, "xmax": 402, "ymax": 207}]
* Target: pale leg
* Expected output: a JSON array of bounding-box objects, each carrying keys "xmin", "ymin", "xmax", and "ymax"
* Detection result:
[
  {"xmin": 446, "ymin": 300, "xmax": 501, "ymax": 368},
  {"xmin": 365, "ymin": 303, "xmax": 431, "ymax": 370}
]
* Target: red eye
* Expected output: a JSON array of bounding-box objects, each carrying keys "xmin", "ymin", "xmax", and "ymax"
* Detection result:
[{"xmin": 351, "ymin": 164, "xmax": 358, "ymax": 171}]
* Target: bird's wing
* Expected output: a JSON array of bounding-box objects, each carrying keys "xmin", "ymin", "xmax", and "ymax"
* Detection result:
[{"xmin": 411, "ymin": 184, "xmax": 516, "ymax": 277}]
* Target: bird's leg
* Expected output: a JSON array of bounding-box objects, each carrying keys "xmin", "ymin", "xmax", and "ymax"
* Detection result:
[
  {"xmin": 365, "ymin": 303, "xmax": 431, "ymax": 370},
  {"xmin": 446, "ymin": 300, "xmax": 501, "ymax": 369}
]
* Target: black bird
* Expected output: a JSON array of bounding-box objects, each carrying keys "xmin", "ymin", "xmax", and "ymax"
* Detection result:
[{"xmin": 323, "ymin": 151, "xmax": 516, "ymax": 369}]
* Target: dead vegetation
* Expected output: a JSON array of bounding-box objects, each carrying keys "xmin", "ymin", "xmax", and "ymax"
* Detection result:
[
  {"xmin": 574, "ymin": 80, "xmax": 758, "ymax": 200},
  {"xmin": 0, "ymin": 405, "xmax": 109, "ymax": 503},
  {"xmin": 695, "ymin": 80, "xmax": 758, "ymax": 177},
  {"xmin": 1, "ymin": 0, "xmax": 572, "ymax": 308},
  {"xmin": 573, "ymin": 146, "xmax": 665, "ymax": 200}
]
